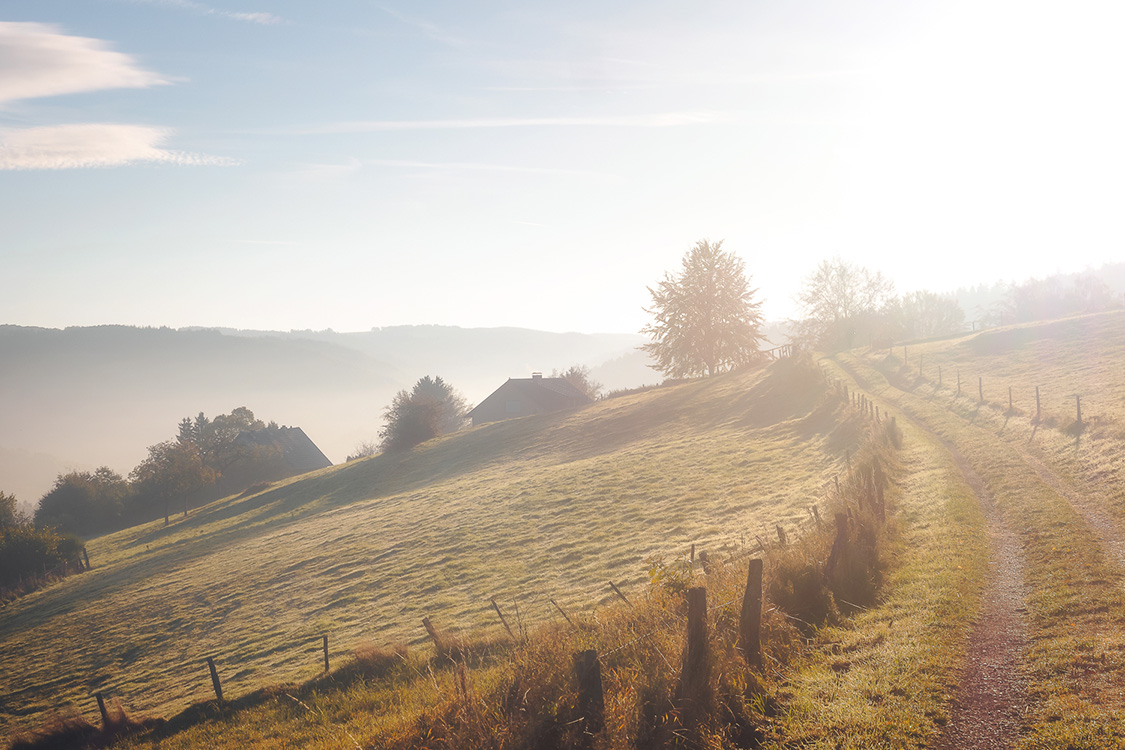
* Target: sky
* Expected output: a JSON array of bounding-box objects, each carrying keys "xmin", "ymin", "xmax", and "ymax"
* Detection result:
[{"xmin": 2, "ymin": 0, "xmax": 1124, "ymax": 334}]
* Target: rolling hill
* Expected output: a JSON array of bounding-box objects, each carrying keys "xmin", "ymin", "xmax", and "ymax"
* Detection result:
[{"xmin": 0, "ymin": 355, "xmax": 848, "ymax": 738}]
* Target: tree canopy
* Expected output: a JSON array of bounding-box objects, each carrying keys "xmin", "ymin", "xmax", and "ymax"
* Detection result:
[
  {"xmin": 793, "ymin": 258, "xmax": 896, "ymax": 350},
  {"xmin": 641, "ymin": 239, "xmax": 766, "ymax": 377},
  {"xmin": 379, "ymin": 376, "xmax": 469, "ymax": 453},
  {"xmin": 551, "ymin": 365, "xmax": 603, "ymax": 401}
]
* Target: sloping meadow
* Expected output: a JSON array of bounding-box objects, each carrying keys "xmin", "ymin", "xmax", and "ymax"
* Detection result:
[{"xmin": 0, "ymin": 356, "xmax": 855, "ymax": 737}]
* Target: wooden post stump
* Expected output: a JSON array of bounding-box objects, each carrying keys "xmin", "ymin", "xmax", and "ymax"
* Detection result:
[
  {"xmin": 95, "ymin": 692, "xmax": 110, "ymax": 729},
  {"xmin": 739, "ymin": 560, "xmax": 763, "ymax": 669},
  {"xmin": 323, "ymin": 635, "xmax": 329, "ymax": 673},
  {"xmin": 573, "ymin": 650, "xmax": 605, "ymax": 739},
  {"xmin": 679, "ymin": 587, "xmax": 711, "ymax": 727},
  {"xmin": 775, "ymin": 524, "xmax": 787, "ymax": 546},
  {"xmin": 1077, "ymin": 395, "xmax": 1083, "ymax": 425}
]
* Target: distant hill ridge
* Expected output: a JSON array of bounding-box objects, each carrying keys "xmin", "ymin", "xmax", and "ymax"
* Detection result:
[{"xmin": 0, "ymin": 324, "xmax": 654, "ymax": 506}]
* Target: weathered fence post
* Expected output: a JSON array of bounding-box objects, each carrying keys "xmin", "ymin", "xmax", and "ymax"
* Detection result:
[
  {"xmin": 422, "ymin": 616, "xmax": 445, "ymax": 656},
  {"xmin": 490, "ymin": 597, "xmax": 515, "ymax": 639},
  {"xmin": 698, "ymin": 550, "xmax": 711, "ymax": 574},
  {"xmin": 206, "ymin": 657, "xmax": 223, "ymax": 703},
  {"xmin": 739, "ymin": 560, "xmax": 763, "ymax": 669},
  {"xmin": 609, "ymin": 581, "xmax": 631, "ymax": 606},
  {"xmin": 957, "ymin": 370, "xmax": 962, "ymax": 396},
  {"xmin": 551, "ymin": 598, "xmax": 576, "ymax": 628},
  {"xmin": 323, "ymin": 635, "xmax": 329, "ymax": 673},
  {"xmin": 811, "ymin": 504, "xmax": 822, "ymax": 528},
  {"xmin": 95, "ymin": 692, "xmax": 110, "ymax": 729},
  {"xmin": 775, "ymin": 524, "xmax": 788, "ymax": 546},
  {"xmin": 573, "ymin": 650, "xmax": 605, "ymax": 740},
  {"xmin": 690, "ymin": 543, "xmax": 695, "ymax": 564},
  {"xmin": 979, "ymin": 377, "xmax": 984, "ymax": 402},
  {"xmin": 1076, "ymin": 395, "xmax": 1082, "ymax": 425},
  {"xmin": 825, "ymin": 513, "xmax": 849, "ymax": 579},
  {"xmin": 82, "ymin": 548, "xmax": 90, "ymax": 570},
  {"xmin": 680, "ymin": 587, "xmax": 710, "ymax": 727},
  {"xmin": 1036, "ymin": 386, "xmax": 1041, "ymax": 420}
]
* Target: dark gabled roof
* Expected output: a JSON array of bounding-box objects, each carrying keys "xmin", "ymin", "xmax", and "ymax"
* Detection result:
[
  {"xmin": 466, "ymin": 377, "xmax": 592, "ymax": 420},
  {"xmin": 235, "ymin": 426, "xmax": 332, "ymax": 474}
]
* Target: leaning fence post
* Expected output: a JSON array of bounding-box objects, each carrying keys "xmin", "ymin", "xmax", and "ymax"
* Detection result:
[
  {"xmin": 573, "ymin": 650, "xmax": 605, "ymax": 740},
  {"xmin": 422, "ymin": 616, "xmax": 444, "ymax": 655},
  {"xmin": 82, "ymin": 548, "xmax": 90, "ymax": 571},
  {"xmin": 550, "ymin": 598, "xmax": 576, "ymax": 628},
  {"xmin": 608, "ymin": 581, "xmax": 631, "ymax": 607},
  {"xmin": 490, "ymin": 597, "xmax": 515, "ymax": 639},
  {"xmin": 323, "ymin": 635, "xmax": 329, "ymax": 673},
  {"xmin": 95, "ymin": 692, "xmax": 110, "ymax": 729},
  {"xmin": 206, "ymin": 657, "xmax": 223, "ymax": 703},
  {"xmin": 739, "ymin": 560, "xmax": 763, "ymax": 669}
]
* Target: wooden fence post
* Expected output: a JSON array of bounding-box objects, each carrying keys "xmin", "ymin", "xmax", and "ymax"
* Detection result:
[
  {"xmin": 490, "ymin": 597, "xmax": 515, "ymax": 639},
  {"xmin": 1036, "ymin": 386, "xmax": 1041, "ymax": 420},
  {"xmin": 95, "ymin": 692, "xmax": 110, "ymax": 729},
  {"xmin": 573, "ymin": 650, "xmax": 605, "ymax": 739},
  {"xmin": 323, "ymin": 635, "xmax": 329, "ymax": 673},
  {"xmin": 775, "ymin": 524, "xmax": 787, "ymax": 546},
  {"xmin": 82, "ymin": 548, "xmax": 90, "ymax": 571},
  {"xmin": 551, "ymin": 598, "xmax": 576, "ymax": 628},
  {"xmin": 422, "ymin": 617, "xmax": 444, "ymax": 656},
  {"xmin": 680, "ymin": 587, "xmax": 710, "ymax": 726},
  {"xmin": 1076, "ymin": 395, "xmax": 1082, "ymax": 425},
  {"xmin": 206, "ymin": 657, "xmax": 223, "ymax": 703},
  {"xmin": 739, "ymin": 560, "xmax": 763, "ymax": 669},
  {"xmin": 609, "ymin": 581, "xmax": 631, "ymax": 606}
]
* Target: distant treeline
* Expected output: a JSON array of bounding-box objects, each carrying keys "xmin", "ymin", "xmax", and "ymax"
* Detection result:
[{"xmin": 794, "ymin": 260, "xmax": 1125, "ymax": 352}]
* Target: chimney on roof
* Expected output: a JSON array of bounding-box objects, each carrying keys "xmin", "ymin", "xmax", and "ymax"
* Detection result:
[{"xmin": 531, "ymin": 372, "xmax": 543, "ymax": 379}]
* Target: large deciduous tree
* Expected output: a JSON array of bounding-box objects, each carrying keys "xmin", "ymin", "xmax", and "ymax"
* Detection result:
[
  {"xmin": 794, "ymin": 257, "xmax": 895, "ymax": 350},
  {"xmin": 33, "ymin": 468, "xmax": 131, "ymax": 536},
  {"xmin": 641, "ymin": 239, "xmax": 766, "ymax": 377},
  {"xmin": 130, "ymin": 440, "xmax": 216, "ymax": 526},
  {"xmin": 379, "ymin": 376, "xmax": 469, "ymax": 453}
]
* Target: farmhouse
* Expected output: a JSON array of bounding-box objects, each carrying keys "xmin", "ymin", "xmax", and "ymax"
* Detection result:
[
  {"xmin": 234, "ymin": 425, "xmax": 333, "ymax": 474},
  {"xmin": 467, "ymin": 373, "xmax": 592, "ymax": 426}
]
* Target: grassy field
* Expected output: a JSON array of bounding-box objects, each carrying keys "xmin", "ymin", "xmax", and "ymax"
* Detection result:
[
  {"xmin": 1, "ymin": 357, "xmax": 860, "ymax": 739},
  {"xmin": 837, "ymin": 309, "xmax": 1125, "ymax": 748}
]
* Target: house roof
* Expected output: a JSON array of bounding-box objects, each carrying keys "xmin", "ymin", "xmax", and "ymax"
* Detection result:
[
  {"xmin": 466, "ymin": 376, "xmax": 592, "ymax": 419},
  {"xmin": 234, "ymin": 426, "xmax": 332, "ymax": 474}
]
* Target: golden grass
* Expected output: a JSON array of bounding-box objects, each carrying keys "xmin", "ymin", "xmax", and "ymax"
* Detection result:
[{"xmin": 0, "ymin": 357, "xmax": 856, "ymax": 738}]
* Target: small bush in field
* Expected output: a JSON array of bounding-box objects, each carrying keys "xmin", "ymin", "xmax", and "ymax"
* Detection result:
[{"xmin": 770, "ymin": 549, "xmax": 837, "ymax": 631}]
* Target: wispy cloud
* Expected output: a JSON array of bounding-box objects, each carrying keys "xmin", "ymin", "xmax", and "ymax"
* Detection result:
[
  {"xmin": 368, "ymin": 158, "xmax": 609, "ymax": 178},
  {"xmin": 378, "ymin": 6, "xmax": 465, "ymax": 46},
  {"xmin": 0, "ymin": 22, "xmax": 167, "ymax": 105},
  {"xmin": 0, "ymin": 124, "xmax": 238, "ymax": 169},
  {"xmin": 284, "ymin": 112, "xmax": 727, "ymax": 135},
  {"xmin": 120, "ymin": 0, "xmax": 285, "ymax": 24}
]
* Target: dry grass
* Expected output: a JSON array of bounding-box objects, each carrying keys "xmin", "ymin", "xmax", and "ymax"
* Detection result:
[{"xmin": 1, "ymin": 356, "xmax": 857, "ymax": 739}]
